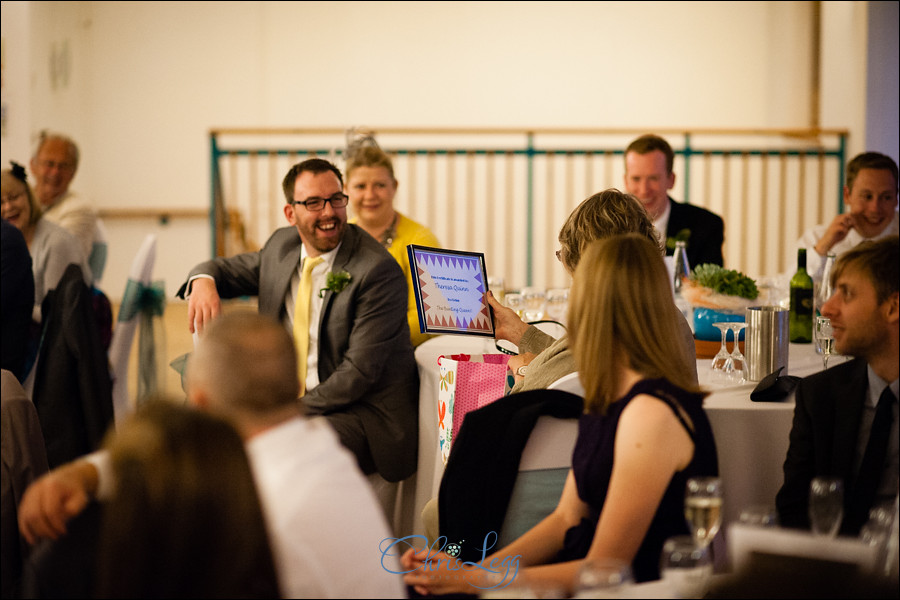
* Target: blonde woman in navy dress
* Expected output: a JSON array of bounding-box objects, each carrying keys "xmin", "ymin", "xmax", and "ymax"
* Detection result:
[{"xmin": 401, "ymin": 234, "xmax": 718, "ymax": 594}]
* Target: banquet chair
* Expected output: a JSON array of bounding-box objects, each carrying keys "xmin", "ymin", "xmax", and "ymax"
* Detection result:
[
  {"xmin": 496, "ymin": 371, "xmax": 583, "ymax": 547},
  {"xmin": 548, "ymin": 371, "xmax": 585, "ymax": 396},
  {"xmin": 497, "ymin": 412, "xmax": 580, "ymax": 547},
  {"xmin": 438, "ymin": 388, "xmax": 582, "ymax": 561},
  {"xmin": 107, "ymin": 234, "xmax": 158, "ymax": 423}
]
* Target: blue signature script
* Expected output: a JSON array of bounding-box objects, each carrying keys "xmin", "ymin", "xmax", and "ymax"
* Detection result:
[{"xmin": 380, "ymin": 531, "xmax": 521, "ymax": 590}]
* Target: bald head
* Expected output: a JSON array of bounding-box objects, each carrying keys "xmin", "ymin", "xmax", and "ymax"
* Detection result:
[
  {"xmin": 186, "ymin": 312, "xmax": 301, "ymax": 426},
  {"xmin": 30, "ymin": 131, "xmax": 80, "ymax": 208}
]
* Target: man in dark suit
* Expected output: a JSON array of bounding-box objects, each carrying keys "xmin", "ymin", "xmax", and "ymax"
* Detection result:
[
  {"xmin": 177, "ymin": 158, "xmax": 418, "ymax": 518},
  {"xmin": 776, "ymin": 236, "xmax": 898, "ymax": 536},
  {"xmin": 624, "ymin": 134, "xmax": 725, "ymax": 268}
]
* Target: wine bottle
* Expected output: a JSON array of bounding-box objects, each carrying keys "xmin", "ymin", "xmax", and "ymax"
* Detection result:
[
  {"xmin": 790, "ymin": 248, "xmax": 814, "ymax": 343},
  {"xmin": 672, "ymin": 241, "xmax": 693, "ymax": 330}
]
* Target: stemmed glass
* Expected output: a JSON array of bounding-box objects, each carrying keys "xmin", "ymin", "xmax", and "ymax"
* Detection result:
[
  {"xmin": 710, "ymin": 323, "xmax": 734, "ymax": 383},
  {"xmin": 815, "ymin": 316, "xmax": 835, "ymax": 369},
  {"xmin": 809, "ymin": 476, "xmax": 844, "ymax": 537},
  {"xmin": 684, "ymin": 477, "xmax": 723, "ymax": 548},
  {"xmin": 522, "ymin": 286, "xmax": 546, "ymax": 321},
  {"xmin": 544, "ymin": 288, "xmax": 569, "ymax": 324},
  {"xmin": 738, "ymin": 504, "xmax": 779, "ymax": 528},
  {"xmin": 660, "ymin": 535, "xmax": 713, "ymax": 600},
  {"xmin": 504, "ymin": 293, "xmax": 524, "ymax": 319},
  {"xmin": 573, "ymin": 558, "xmax": 633, "ymax": 599},
  {"xmin": 726, "ymin": 322, "xmax": 748, "ymax": 383}
]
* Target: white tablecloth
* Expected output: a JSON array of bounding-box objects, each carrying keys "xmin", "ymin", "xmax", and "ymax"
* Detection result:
[{"xmin": 397, "ymin": 335, "xmax": 835, "ymax": 539}]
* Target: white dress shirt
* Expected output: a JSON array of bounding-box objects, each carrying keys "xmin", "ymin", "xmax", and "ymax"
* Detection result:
[
  {"xmin": 284, "ymin": 244, "xmax": 341, "ymax": 392},
  {"xmin": 798, "ymin": 211, "xmax": 899, "ymax": 279},
  {"xmin": 247, "ymin": 416, "xmax": 405, "ymax": 598}
]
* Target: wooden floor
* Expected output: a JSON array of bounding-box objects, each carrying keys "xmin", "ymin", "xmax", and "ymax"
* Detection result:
[{"xmin": 114, "ymin": 298, "xmax": 258, "ymax": 404}]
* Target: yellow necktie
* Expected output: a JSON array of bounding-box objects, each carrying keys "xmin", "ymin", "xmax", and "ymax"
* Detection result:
[{"xmin": 293, "ymin": 256, "xmax": 323, "ymax": 394}]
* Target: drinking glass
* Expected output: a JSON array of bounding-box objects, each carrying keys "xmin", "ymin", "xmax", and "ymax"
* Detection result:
[
  {"xmin": 738, "ymin": 504, "xmax": 779, "ymax": 528},
  {"xmin": 726, "ymin": 322, "xmax": 748, "ymax": 383},
  {"xmin": 572, "ymin": 557, "xmax": 633, "ymax": 599},
  {"xmin": 860, "ymin": 502, "xmax": 894, "ymax": 549},
  {"xmin": 809, "ymin": 476, "xmax": 843, "ymax": 537},
  {"xmin": 710, "ymin": 323, "xmax": 733, "ymax": 383},
  {"xmin": 504, "ymin": 292, "xmax": 524, "ymax": 319},
  {"xmin": 488, "ymin": 276, "xmax": 506, "ymax": 305},
  {"xmin": 544, "ymin": 287, "xmax": 569, "ymax": 324},
  {"xmin": 815, "ymin": 316, "xmax": 834, "ymax": 369},
  {"xmin": 522, "ymin": 286, "xmax": 546, "ymax": 321},
  {"xmin": 660, "ymin": 535, "xmax": 713, "ymax": 599},
  {"xmin": 684, "ymin": 477, "xmax": 723, "ymax": 548}
]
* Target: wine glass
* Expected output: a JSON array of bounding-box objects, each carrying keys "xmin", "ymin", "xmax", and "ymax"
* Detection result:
[
  {"xmin": 815, "ymin": 316, "xmax": 834, "ymax": 369},
  {"xmin": 738, "ymin": 504, "xmax": 779, "ymax": 528},
  {"xmin": 488, "ymin": 276, "xmax": 506, "ymax": 305},
  {"xmin": 660, "ymin": 535, "xmax": 713, "ymax": 599},
  {"xmin": 710, "ymin": 323, "xmax": 734, "ymax": 383},
  {"xmin": 572, "ymin": 557, "xmax": 633, "ymax": 599},
  {"xmin": 726, "ymin": 322, "xmax": 748, "ymax": 383},
  {"xmin": 504, "ymin": 292, "xmax": 524, "ymax": 319},
  {"xmin": 684, "ymin": 477, "xmax": 723, "ymax": 548},
  {"xmin": 544, "ymin": 287, "xmax": 569, "ymax": 324},
  {"xmin": 522, "ymin": 286, "xmax": 546, "ymax": 321},
  {"xmin": 860, "ymin": 502, "xmax": 894, "ymax": 550},
  {"xmin": 809, "ymin": 476, "xmax": 844, "ymax": 537}
]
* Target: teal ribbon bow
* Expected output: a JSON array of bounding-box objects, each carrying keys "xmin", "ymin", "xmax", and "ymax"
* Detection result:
[
  {"xmin": 118, "ymin": 279, "xmax": 166, "ymax": 321},
  {"xmin": 119, "ymin": 279, "xmax": 166, "ymax": 403}
]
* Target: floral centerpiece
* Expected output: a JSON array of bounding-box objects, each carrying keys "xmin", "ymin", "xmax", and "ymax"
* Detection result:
[
  {"xmin": 682, "ymin": 264, "xmax": 759, "ymax": 310},
  {"xmin": 681, "ymin": 264, "xmax": 760, "ymax": 340}
]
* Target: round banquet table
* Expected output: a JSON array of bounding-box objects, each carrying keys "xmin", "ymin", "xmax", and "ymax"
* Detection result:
[{"xmin": 395, "ymin": 334, "xmax": 837, "ymax": 542}]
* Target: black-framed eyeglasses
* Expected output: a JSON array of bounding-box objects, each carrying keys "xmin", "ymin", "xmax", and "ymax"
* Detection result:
[
  {"xmin": 555, "ymin": 249, "xmax": 563, "ymax": 263},
  {"xmin": 290, "ymin": 192, "xmax": 349, "ymax": 212}
]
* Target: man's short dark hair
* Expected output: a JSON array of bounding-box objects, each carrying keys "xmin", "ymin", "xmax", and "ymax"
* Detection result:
[
  {"xmin": 626, "ymin": 134, "xmax": 675, "ymax": 174},
  {"xmin": 281, "ymin": 158, "xmax": 344, "ymax": 203},
  {"xmin": 831, "ymin": 235, "xmax": 899, "ymax": 304},
  {"xmin": 845, "ymin": 152, "xmax": 899, "ymax": 193}
]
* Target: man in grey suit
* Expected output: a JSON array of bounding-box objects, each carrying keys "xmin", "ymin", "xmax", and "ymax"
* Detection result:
[{"xmin": 176, "ymin": 158, "xmax": 418, "ymax": 519}]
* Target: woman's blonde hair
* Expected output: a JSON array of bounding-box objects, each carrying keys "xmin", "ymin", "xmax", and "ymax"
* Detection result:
[
  {"xmin": 557, "ymin": 189, "xmax": 660, "ymax": 273},
  {"xmin": 569, "ymin": 234, "xmax": 702, "ymax": 414},
  {"xmin": 345, "ymin": 144, "xmax": 396, "ymax": 181}
]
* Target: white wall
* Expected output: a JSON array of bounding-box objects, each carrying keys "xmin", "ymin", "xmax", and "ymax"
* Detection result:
[
  {"xmin": 866, "ymin": 0, "xmax": 900, "ymax": 166},
  {"xmin": 0, "ymin": 1, "xmax": 32, "ymax": 164},
  {"xmin": 1, "ymin": 0, "xmax": 894, "ymax": 300}
]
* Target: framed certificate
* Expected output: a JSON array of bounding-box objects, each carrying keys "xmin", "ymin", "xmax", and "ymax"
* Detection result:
[{"xmin": 407, "ymin": 244, "xmax": 494, "ymax": 336}]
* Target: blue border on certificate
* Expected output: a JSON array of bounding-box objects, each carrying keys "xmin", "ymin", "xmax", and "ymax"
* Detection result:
[{"xmin": 407, "ymin": 244, "xmax": 494, "ymax": 337}]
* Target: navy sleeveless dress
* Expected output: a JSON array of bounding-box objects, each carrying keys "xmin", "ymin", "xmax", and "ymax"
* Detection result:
[{"xmin": 557, "ymin": 378, "xmax": 719, "ymax": 582}]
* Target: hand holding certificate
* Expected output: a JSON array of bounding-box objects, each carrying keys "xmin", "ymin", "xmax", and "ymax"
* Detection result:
[{"xmin": 407, "ymin": 245, "xmax": 494, "ymax": 336}]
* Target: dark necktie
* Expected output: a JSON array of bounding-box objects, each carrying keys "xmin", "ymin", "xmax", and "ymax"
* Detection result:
[{"xmin": 849, "ymin": 386, "xmax": 896, "ymax": 533}]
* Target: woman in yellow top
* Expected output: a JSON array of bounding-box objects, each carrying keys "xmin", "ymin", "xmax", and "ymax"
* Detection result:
[{"xmin": 346, "ymin": 144, "xmax": 440, "ymax": 347}]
